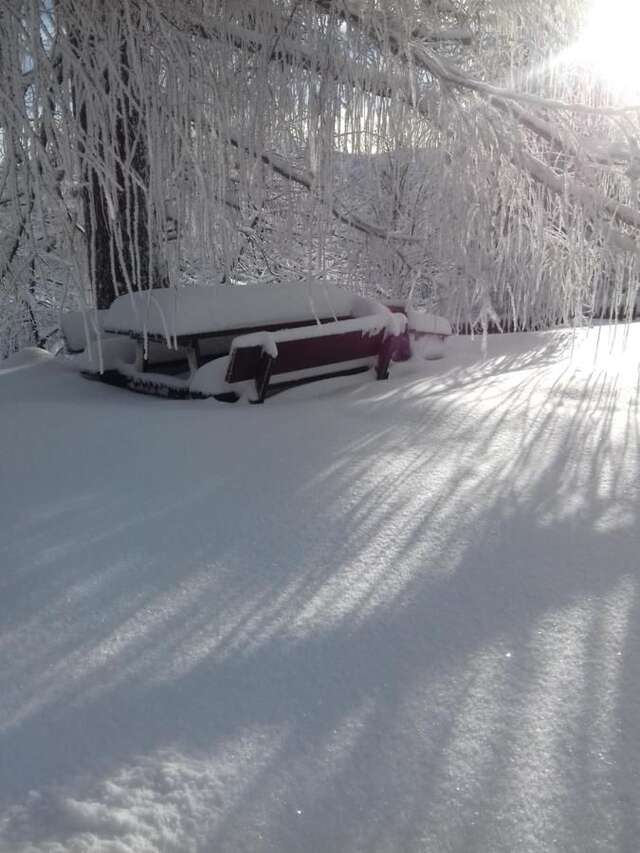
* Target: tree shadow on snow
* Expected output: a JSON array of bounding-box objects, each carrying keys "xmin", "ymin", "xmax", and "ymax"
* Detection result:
[{"xmin": 1, "ymin": 335, "xmax": 639, "ymax": 852}]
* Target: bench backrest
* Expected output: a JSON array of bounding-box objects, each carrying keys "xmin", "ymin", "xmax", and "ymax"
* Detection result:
[
  {"xmin": 226, "ymin": 327, "xmax": 386, "ymax": 384},
  {"xmin": 224, "ymin": 312, "xmax": 407, "ymax": 401}
]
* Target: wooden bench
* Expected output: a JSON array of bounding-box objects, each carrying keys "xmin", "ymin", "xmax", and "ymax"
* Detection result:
[
  {"xmin": 223, "ymin": 315, "xmax": 405, "ymax": 403},
  {"xmin": 93, "ymin": 285, "xmax": 408, "ymax": 399}
]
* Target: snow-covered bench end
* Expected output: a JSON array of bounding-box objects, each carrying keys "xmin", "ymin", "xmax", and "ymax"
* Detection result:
[{"xmin": 387, "ymin": 305, "xmax": 452, "ymax": 360}]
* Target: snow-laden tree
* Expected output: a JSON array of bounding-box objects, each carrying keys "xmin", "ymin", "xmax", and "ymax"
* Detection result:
[{"xmin": 2, "ymin": 0, "xmax": 640, "ymax": 353}]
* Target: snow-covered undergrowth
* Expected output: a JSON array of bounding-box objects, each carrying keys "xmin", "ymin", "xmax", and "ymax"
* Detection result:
[{"xmin": 1, "ymin": 326, "xmax": 639, "ymax": 852}]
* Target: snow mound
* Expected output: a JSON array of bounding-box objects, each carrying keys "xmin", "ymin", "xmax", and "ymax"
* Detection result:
[
  {"xmin": 411, "ymin": 335, "xmax": 446, "ymax": 360},
  {"xmin": 189, "ymin": 356, "xmax": 237, "ymax": 397},
  {"xmin": 0, "ymin": 347, "xmax": 53, "ymax": 372},
  {"xmin": 74, "ymin": 337, "xmax": 138, "ymax": 373},
  {"xmin": 406, "ymin": 308, "xmax": 451, "ymax": 336},
  {"xmin": 61, "ymin": 310, "xmax": 108, "ymax": 353}
]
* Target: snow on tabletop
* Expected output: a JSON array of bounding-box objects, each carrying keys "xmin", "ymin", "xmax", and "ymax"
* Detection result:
[
  {"xmin": 2, "ymin": 323, "xmax": 640, "ymax": 853},
  {"xmin": 103, "ymin": 283, "xmax": 356, "ymax": 338}
]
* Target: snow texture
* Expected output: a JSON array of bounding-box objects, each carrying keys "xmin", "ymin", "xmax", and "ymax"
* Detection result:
[
  {"xmin": 61, "ymin": 311, "xmax": 109, "ymax": 353},
  {"xmin": 1, "ymin": 324, "xmax": 640, "ymax": 853},
  {"xmin": 189, "ymin": 356, "xmax": 236, "ymax": 397},
  {"xmin": 1, "ymin": 347, "xmax": 53, "ymax": 371},
  {"xmin": 406, "ymin": 308, "xmax": 452, "ymax": 336},
  {"xmin": 74, "ymin": 338, "xmax": 138, "ymax": 373},
  {"xmin": 411, "ymin": 334, "xmax": 447, "ymax": 360},
  {"xmin": 103, "ymin": 284, "xmax": 357, "ymax": 338}
]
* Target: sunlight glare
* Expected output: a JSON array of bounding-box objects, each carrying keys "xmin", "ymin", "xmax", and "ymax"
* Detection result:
[{"xmin": 577, "ymin": 0, "xmax": 640, "ymax": 98}]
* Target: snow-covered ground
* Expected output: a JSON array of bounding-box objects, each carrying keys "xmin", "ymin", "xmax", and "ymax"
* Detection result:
[{"xmin": 1, "ymin": 326, "xmax": 639, "ymax": 853}]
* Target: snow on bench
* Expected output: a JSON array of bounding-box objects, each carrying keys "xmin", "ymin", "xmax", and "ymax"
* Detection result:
[
  {"xmin": 388, "ymin": 304, "xmax": 452, "ymax": 360},
  {"xmin": 405, "ymin": 307, "xmax": 452, "ymax": 337},
  {"xmin": 406, "ymin": 308, "xmax": 451, "ymax": 360},
  {"xmin": 203, "ymin": 312, "xmax": 407, "ymax": 403}
]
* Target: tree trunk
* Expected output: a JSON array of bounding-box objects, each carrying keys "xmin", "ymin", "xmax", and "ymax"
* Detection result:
[{"xmin": 71, "ymin": 2, "xmax": 153, "ymax": 310}]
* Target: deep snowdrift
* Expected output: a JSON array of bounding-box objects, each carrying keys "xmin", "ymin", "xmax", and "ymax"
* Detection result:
[{"xmin": 1, "ymin": 326, "xmax": 639, "ymax": 853}]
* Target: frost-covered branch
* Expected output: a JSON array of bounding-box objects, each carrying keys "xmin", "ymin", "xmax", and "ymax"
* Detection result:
[{"xmin": 3, "ymin": 0, "xmax": 640, "ymax": 355}]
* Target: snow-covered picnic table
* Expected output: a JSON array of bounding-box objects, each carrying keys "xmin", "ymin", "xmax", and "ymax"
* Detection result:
[
  {"xmin": 95, "ymin": 283, "xmax": 408, "ymax": 400},
  {"xmin": 73, "ymin": 283, "xmax": 450, "ymax": 400},
  {"xmin": 101, "ymin": 283, "xmax": 376, "ymax": 374}
]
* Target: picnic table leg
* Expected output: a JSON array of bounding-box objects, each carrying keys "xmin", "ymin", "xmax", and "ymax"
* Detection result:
[
  {"xmin": 192, "ymin": 338, "xmax": 202, "ymax": 368},
  {"xmin": 253, "ymin": 351, "xmax": 274, "ymax": 403},
  {"xmin": 134, "ymin": 340, "xmax": 146, "ymax": 373},
  {"xmin": 376, "ymin": 335, "xmax": 394, "ymax": 380},
  {"xmin": 186, "ymin": 345, "xmax": 199, "ymax": 379}
]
